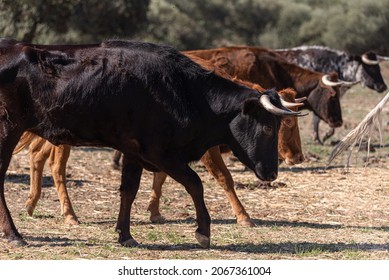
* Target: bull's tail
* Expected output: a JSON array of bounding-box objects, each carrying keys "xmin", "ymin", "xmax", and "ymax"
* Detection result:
[{"xmin": 13, "ymin": 132, "xmax": 37, "ymax": 154}]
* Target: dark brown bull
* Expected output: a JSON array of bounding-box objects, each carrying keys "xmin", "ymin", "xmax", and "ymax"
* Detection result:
[
  {"xmin": 14, "ymin": 53, "xmax": 304, "ymax": 228},
  {"xmin": 0, "ymin": 39, "xmax": 299, "ymax": 248}
]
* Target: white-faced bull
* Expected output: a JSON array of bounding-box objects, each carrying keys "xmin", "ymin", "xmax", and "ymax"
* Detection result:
[{"xmin": 0, "ymin": 39, "xmax": 300, "ymax": 248}]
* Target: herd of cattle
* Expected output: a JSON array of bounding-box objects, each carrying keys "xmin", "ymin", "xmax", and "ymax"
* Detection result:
[{"xmin": 0, "ymin": 38, "xmax": 387, "ymax": 249}]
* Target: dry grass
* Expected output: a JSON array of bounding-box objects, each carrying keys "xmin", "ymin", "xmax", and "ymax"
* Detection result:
[{"xmin": 1, "ymin": 64, "xmax": 389, "ymax": 260}]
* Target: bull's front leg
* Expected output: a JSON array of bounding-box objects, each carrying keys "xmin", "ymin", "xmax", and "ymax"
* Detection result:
[
  {"xmin": 116, "ymin": 154, "xmax": 142, "ymax": 247},
  {"xmin": 322, "ymin": 127, "xmax": 336, "ymax": 143},
  {"xmin": 312, "ymin": 114, "xmax": 323, "ymax": 144},
  {"xmin": 0, "ymin": 128, "xmax": 25, "ymax": 246}
]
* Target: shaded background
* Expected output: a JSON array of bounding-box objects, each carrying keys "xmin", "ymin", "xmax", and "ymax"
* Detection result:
[{"xmin": 1, "ymin": 0, "xmax": 388, "ymax": 54}]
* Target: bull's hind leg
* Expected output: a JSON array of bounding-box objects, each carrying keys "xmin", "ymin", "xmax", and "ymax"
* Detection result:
[
  {"xmin": 48, "ymin": 144, "xmax": 78, "ymax": 225},
  {"xmin": 163, "ymin": 162, "xmax": 211, "ymax": 249},
  {"xmin": 201, "ymin": 146, "xmax": 255, "ymax": 227},
  {"xmin": 147, "ymin": 171, "xmax": 167, "ymax": 223},
  {"xmin": 116, "ymin": 154, "xmax": 142, "ymax": 247}
]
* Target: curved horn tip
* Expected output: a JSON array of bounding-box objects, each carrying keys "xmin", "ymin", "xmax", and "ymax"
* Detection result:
[
  {"xmin": 294, "ymin": 97, "xmax": 307, "ymax": 103},
  {"xmin": 321, "ymin": 74, "xmax": 343, "ymax": 87},
  {"xmin": 322, "ymin": 75, "xmax": 358, "ymax": 87},
  {"xmin": 377, "ymin": 55, "xmax": 389, "ymax": 62},
  {"xmin": 280, "ymin": 99, "xmax": 304, "ymax": 108},
  {"xmin": 260, "ymin": 94, "xmax": 301, "ymax": 116},
  {"xmin": 361, "ymin": 53, "xmax": 379, "ymax": 65}
]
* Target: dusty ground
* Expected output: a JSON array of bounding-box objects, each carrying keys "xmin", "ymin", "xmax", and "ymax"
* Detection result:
[{"xmin": 1, "ymin": 66, "xmax": 389, "ymax": 260}]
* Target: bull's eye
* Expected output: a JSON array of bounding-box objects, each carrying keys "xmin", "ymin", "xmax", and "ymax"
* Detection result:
[{"xmin": 263, "ymin": 125, "xmax": 273, "ymax": 136}]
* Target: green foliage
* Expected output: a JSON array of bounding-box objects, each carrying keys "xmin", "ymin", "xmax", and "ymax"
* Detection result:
[
  {"xmin": 143, "ymin": 0, "xmax": 279, "ymax": 50},
  {"xmin": 0, "ymin": 0, "xmax": 388, "ymax": 53},
  {"xmin": 0, "ymin": 0, "xmax": 149, "ymax": 44}
]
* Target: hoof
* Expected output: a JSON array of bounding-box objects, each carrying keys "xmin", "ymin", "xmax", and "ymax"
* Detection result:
[
  {"xmin": 8, "ymin": 238, "xmax": 27, "ymax": 247},
  {"xmin": 121, "ymin": 238, "xmax": 139, "ymax": 247},
  {"xmin": 25, "ymin": 204, "xmax": 35, "ymax": 217},
  {"xmin": 150, "ymin": 214, "xmax": 166, "ymax": 224},
  {"xmin": 238, "ymin": 219, "xmax": 256, "ymax": 227},
  {"xmin": 64, "ymin": 216, "xmax": 79, "ymax": 226},
  {"xmin": 195, "ymin": 232, "xmax": 210, "ymax": 249}
]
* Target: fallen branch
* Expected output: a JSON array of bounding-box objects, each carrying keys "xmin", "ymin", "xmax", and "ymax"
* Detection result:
[{"xmin": 328, "ymin": 91, "xmax": 389, "ymax": 166}]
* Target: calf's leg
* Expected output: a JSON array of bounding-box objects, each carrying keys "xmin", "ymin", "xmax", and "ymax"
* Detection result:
[
  {"xmin": 27, "ymin": 138, "xmax": 77, "ymax": 224},
  {"xmin": 25, "ymin": 137, "xmax": 51, "ymax": 216},
  {"xmin": 201, "ymin": 146, "xmax": 255, "ymax": 227},
  {"xmin": 147, "ymin": 171, "xmax": 167, "ymax": 223},
  {"xmin": 48, "ymin": 144, "xmax": 78, "ymax": 225}
]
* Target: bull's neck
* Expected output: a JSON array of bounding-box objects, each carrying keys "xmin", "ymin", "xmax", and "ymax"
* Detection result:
[
  {"xmin": 204, "ymin": 77, "xmax": 258, "ymax": 118},
  {"xmin": 281, "ymin": 63, "xmax": 320, "ymax": 98},
  {"xmin": 339, "ymin": 59, "xmax": 360, "ymax": 81}
]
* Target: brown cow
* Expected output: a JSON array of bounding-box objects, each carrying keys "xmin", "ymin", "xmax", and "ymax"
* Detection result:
[
  {"xmin": 14, "ymin": 54, "xmax": 304, "ymax": 228},
  {"xmin": 184, "ymin": 46, "xmax": 354, "ymax": 143}
]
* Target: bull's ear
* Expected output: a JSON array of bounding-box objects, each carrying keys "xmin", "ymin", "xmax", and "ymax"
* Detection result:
[
  {"xmin": 22, "ymin": 46, "xmax": 39, "ymax": 64},
  {"xmin": 242, "ymin": 98, "xmax": 259, "ymax": 115},
  {"xmin": 0, "ymin": 48, "xmax": 28, "ymax": 83}
]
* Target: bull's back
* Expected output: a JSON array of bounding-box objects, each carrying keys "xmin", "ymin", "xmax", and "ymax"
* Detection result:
[{"xmin": 26, "ymin": 43, "xmax": 215, "ymax": 149}]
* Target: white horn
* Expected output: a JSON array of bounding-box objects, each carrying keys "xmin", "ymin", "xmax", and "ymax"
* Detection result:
[
  {"xmin": 295, "ymin": 97, "xmax": 307, "ymax": 103},
  {"xmin": 339, "ymin": 80, "xmax": 360, "ymax": 86},
  {"xmin": 361, "ymin": 53, "xmax": 379, "ymax": 65},
  {"xmin": 321, "ymin": 75, "xmax": 359, "ymax": 87},
  {"xmin": 321, "ymin": 75, "xmax": 344, "ymax": 87},
  {"xmin": 259, "ymin": 95, "xmax": 301, "ymax": 116},
  {"xmin": 280, "ymin": 98, "xmax": 304, "ymax": 108},
  {"xmin": 377, "ymin": 55, "xmax": 389, "ymax": 62}
]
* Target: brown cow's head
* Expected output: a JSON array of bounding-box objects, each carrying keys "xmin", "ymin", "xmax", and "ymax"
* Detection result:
[
  {"xmin": 307, "ymin": 72, "xmax": 343, "ymax": 128},
  {"xmin": 277, "ymin": 88, "xmax": 304, "ymax": 165}
]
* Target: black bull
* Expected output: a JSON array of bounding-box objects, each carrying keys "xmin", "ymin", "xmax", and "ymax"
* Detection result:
[{"xmin": 0, "ymin": 39, "xmax": 300, "ymax": 248}]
